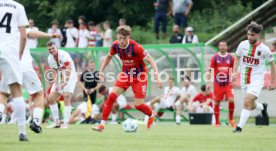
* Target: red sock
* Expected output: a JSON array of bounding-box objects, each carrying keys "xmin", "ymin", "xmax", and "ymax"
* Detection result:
[
  {"xmin": 214, "ymin": 104, "xmax": 220, "ymax": 125},
  {"xmin": 135, "ymin": 104, "xmax": 152, "ymax": 116},
  {"xmin": 102, "ymin": 93, "xmax": 117, "ymax": 121},
  {"xmin": 228, "ymin": 102, "xmax": 235, "ymax": 121}
]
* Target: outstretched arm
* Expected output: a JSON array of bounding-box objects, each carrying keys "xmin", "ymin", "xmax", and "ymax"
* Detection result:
[
  {"xmin": 28, "ymin": 31, "xmax": 61, "ymax": 39},
  {"xmin": 99, "ymin": 54, "xmax": 113, "ymax": 80}
]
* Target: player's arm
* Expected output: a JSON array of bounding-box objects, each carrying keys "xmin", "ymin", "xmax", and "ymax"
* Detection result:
[
  {"xmin": 145, "ymin": 54, "xmax": 163, "ymax": 88},
  {"xmin": 99, "ymin": 53, "xmax": 113, "ymax": 80},
  {"xmin": 19, "ymin": 26, "xmax": 27, "ymax": 60},
  {"xmin": 269, "ymin": 61, "xmax": 276, "ymax": 90},
  {"xmin": 232, "ymin": 55, "xmax": 240, "ymax": 80},
  {"xmin": 207, "ymin": 56, "xmax": 215, "ymax": 88},
  {"xmin": 28, "ymin": 31, "xmax": 62, "ymax": 39}
]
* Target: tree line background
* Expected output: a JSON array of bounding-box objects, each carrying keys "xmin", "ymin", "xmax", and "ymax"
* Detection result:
[{"xmin": 18, "ymin": 0, "xmax": 267, "ymax": 44}]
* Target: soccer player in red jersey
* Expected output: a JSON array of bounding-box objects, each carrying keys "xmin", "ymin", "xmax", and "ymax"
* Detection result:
[
  {"xmin": 92, "ymin": 25, "xmax": 162, "ymax": 132},
  {"xmin": 208, "ymin": 41, "xmax": 236, "ymax": 127}
]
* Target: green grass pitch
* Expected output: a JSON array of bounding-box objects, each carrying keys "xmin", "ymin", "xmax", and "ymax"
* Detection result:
[{"xmin": 0, "ymin": 124, "xmax": 276, "ymax": 151}]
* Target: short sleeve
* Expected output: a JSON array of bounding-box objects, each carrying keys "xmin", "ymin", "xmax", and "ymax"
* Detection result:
[
  {"xmin": 18, "ymin": 6, "xmax": 29, "ymax": 27},
  {"xmin": 186, "ymin": 0, "xmax": 193, "ymax": 5},
  {"xmin": 109, "ymin": 43, "xmax": 117, "ymax": 56},
  {"xmin": 209, "ymin": 56, "xmax": 215, "ymax": 69},
  {"xmin": 60, "ymin": 52, "xmax": 71, "ymax": 65},
  {"xmin": 265, "ymin": 49, "xmax": 274, "ymax": 63},
  {"xmin": 136, "ymin": 44, "xmax": 148, "ymax": 59},
  {"xmin": 235, "ymin": 43, "xmax": 243, "ymax": 57}
]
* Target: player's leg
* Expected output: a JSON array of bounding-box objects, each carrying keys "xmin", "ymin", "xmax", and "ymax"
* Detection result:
[
  {"xmin": 235, "ymin": 84, "xmax": 264, "ymax": 132},
  {"xmin": 101, "ymin": 86, "xmax": 124, "ymax": 124},
  {"xmin": 213, "ymin": 101, "xmax": 221, "ymax": 126},
  {"xmin": 61, "ymin": 92, "xmax": 73, "ymax": 128},
  {"xmin": 225, "ymin": 86, "xmax": 235, "ymax": 127},
  {"xmin": 175, "ymin": 95, "xmax": 189, "ymax": 124},
  {"xmin": 23, "ymin": 70, "xmax": 44, "ymax": 132},
  {"xmin": 228, "ymin": 97, "xmax": 236, "ymax": 127},
  {"xmin": 47, "ymin": 90, "xmax": 61, "ymax": 128},
  {"xmin": 69, "ymin": 108, "xmax": 81, "ymax": 124}
]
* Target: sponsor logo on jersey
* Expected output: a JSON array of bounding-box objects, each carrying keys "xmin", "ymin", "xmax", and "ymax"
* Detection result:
[{"xmin": 242, "ymin": 56, "xmax": 259, "ymax": 65}]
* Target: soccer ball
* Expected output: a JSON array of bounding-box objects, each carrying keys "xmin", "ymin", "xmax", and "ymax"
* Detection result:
[{"xmin": 122, "ymin": 119, "xmax": 138, "ymax": 132}]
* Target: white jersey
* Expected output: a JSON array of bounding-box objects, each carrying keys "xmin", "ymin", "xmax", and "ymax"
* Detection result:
[
  {"xmin": 161, "ymin": 86, "xmax": 181, "ymax": 107},
  {"xmin": 47, "ymin": 28, "xmax": 62, "ymax": 48},
  {"xmin": 236, "ymin": 40, "xmax": 273, "ymax": 85},
  {"xmin": 21, "ymin": 30, "xmax": 34, "ymax": 70},
  {"xmin": 78, "ymin": 29, "xmax": 89, "ymax": 48},
  {"xmin": 180, "ymin": 85, "xmax": 197, "ymax": 99},
  {"xmin": 26, "ymin": 26, "xmax": 39, "ymax": 48},
  {"xmin": 103, "ymin": 29, "xmax": 112, "ymax": 47},
  {"xmin": 65, "ymin": 27, "xmax": 78, "ymax": 48},
  {"xmin": 48, "ymin": 49, "xmax": 77, "ymax": 82},
  {"xmin": 0, "ymin": 0, "xmax": 29, "ymax": 57}
]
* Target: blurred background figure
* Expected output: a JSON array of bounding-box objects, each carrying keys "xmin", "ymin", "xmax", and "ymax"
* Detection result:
[
  {"xmin": 26, "ymin": 19, "xmax": 39, "ymax": 48},
  {"xmin": 153, "ymin": 0, "xmax": 171, "ymax": 40},
  {"xmin": 65, "ymin": 19, "xmax": 79, "ymax": 48},
  {"xmin": 182, "ymin": 26, "xmax": 198, "ymax": 44},
  {"xmin": 103, "ymin": 21, "xmax": 113, "ymax": 47},
  {"xmin": 47, "ymin": 20, "xmax": 62, "ymax": 48},
  {"xmin": 172, "ymin": 0, "xmax": 193, "ymax": 29},
  {"xmin": 169, "ymin": 24, "xmax": 183, "ymax": 43},
  {"xmin": 119, "ymin": 18, "xmax": 127, "ymax": 26}
]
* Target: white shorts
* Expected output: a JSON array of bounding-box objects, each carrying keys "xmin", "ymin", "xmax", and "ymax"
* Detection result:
[
  {"xmin": 77, "ymin": 102, "xmax": 100, "ymax": 115},
  {"xmin": 0, "ymin": 68, "xmax": 42, "ymax": 94},
  {"xmin": 0, "ymin": 54, "xmax": 23, "ymax": 87},
  {"xmin": 117, "ymin": 95, "xmax": 127, "ymax": 109},
  {"xmin": 241, "ymin": 81, "xmax": 263, "ymax": 98},
  {"xmin": 51, "ymin": 76, "xmax": 77, "ymax": 94}
]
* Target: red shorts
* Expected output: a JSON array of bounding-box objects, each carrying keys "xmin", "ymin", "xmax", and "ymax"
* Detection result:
[
  {"xmin": 213, "ymin": 84, "xmax": 234, "ymax": 101},
  {"xmin": 114, "ymin": 72, "xmax": 148, "ymax": 99}
]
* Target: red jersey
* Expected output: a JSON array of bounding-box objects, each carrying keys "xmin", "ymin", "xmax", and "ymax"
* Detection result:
[
  {"xmin": 209, "ymin": 53, "xmax": 234, "ymax": 86},
  {"xmin": 193, "ymin": 93, "xmax": 213, "ymax": 107},
  {"xmin": 110, "ymin": 39, "xmax": 148, "ymax": 75}
]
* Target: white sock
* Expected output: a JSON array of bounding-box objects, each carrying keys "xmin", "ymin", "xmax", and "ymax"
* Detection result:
[
  {"xmin": 100, "ymin": 120, "xmax": 106, "ymax": 125},
  {"xmin": 0, "ymin": 103, "xmax": 5, "ymax": 113},
  {"xmin": 33, "ymin": 108, "xmax": 43, "ymax": 126},
  {"xmin": 111, "ymin": 113, "xmax": 117, "ymax": 122},
  {"xmin": 49, "ymin": 103, "xmax": 59, "ymax": 122},
  {"xmin": 255, "ymin": 102, "xmax": 264, "ymax": 111},
  {"xmin": 237, "ymin": 109, "xmax": 251, "ymax": 128},
  {"xmin": 13, "ymin": 97, "xmax": 26, "ymax": 135},
  {"xmin": 63, "ymin": 106, "xmax": 72, "ymax": 125},
  {"xmin": 1, "ymin": 114, "xmax": 7, "ymax": 124},
  {"xmin": 176, "ymin": 115, "xmax": 181, "ymax": 123}
]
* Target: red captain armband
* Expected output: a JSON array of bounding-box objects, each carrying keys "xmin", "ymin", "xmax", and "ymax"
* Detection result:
[{"xmin": 64, "ymin": 61, "xmax": 70, "ymax": 67}]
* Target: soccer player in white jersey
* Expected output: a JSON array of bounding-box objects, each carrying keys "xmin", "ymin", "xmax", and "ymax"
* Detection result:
[
  {"xmin": 175, "ymin": 76, "xmax": 197, "ymax": 124},
  {"xmin": 233, "ymin": 22, "xmax": 276, "ymax": 133},
  {"xmin": 0, "ymin": 31, "xmax": 62, "ymax": 133},
  {"xmin": 146, "ymin": 77, "xmax": 181, "ymax": 122},
  {"xmin": 46, "ymin": 41, "xmax": 77, "ymax": 129},
  {"xmin": 0, "ymin": 0, "xmax": 29, "ymax": 141}
]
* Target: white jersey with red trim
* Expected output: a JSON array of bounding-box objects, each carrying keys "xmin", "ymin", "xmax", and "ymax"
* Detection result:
[
  {"xmin": 235, "ymin": 40, "xmax": 273, "ymax": 86},
  {"xmin": 48, "ymin": 49, "xmax": 76, "ymax": 82},
  {"xmin": 161, "ymin": 86, "xmax": 181, "ymax": 107},
  {"xmin": 0, "ymin": 0, "xmax": 29, "ymax": 56}
]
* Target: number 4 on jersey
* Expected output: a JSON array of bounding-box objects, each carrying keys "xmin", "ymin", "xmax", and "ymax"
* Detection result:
[{"xmin": 0, "ymin": 13, "xmax": 12, "ymax": 33}]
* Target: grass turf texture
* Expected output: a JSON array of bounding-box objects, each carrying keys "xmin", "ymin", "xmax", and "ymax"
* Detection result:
[{"xmin": 0, "ymin": 124, "xmax": 276, "ymax": 151}]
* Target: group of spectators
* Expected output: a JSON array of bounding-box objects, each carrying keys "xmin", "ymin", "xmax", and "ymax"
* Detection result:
[{"xmin": 26, "ymin": 16, "xmax": 129, "ymax": 49}]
